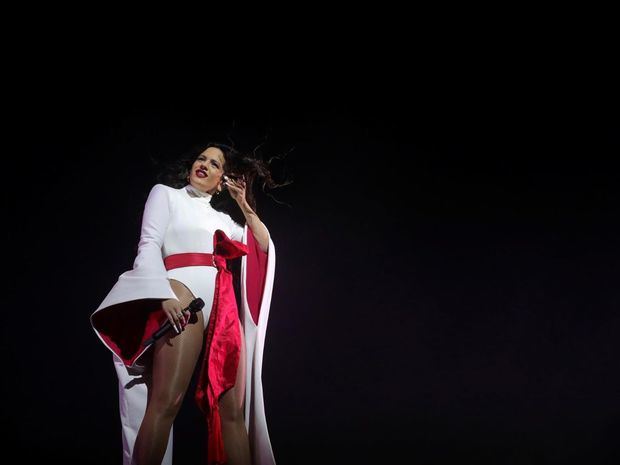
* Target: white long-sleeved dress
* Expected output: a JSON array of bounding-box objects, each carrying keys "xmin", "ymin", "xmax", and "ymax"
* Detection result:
[{"xmin": 90, "ymin": 183, "xmax": 277, "ymax": 465}]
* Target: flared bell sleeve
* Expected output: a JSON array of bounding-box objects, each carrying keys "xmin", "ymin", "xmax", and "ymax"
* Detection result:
[
  {"xmin": 240, "ymin": 224, "xmax": 277, "ymax": 465},
  {"xmin": 90, "ymin": 184, "xmax": 178, "ymax": 370}
]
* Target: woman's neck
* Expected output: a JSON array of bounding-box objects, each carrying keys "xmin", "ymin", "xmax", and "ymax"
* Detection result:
[{"xmin": 185, "ymin": 182, "xmax": 213, "ymax": 200}]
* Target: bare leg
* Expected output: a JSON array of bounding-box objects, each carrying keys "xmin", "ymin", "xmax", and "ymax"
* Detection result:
[
  {"xmin": 133, "ymin": 280, "xmax": 205, "ymax": 465},
  {"xmin": 114, "ymin": 355, "xmax": 173, "ymax": 465},
  {"xmin": 235, "ymin": 318, "xmax": 247, "ymax": 411},
  {"xmin": 218, "ymin": 318, "xmax": 251, "ymax": 465}
]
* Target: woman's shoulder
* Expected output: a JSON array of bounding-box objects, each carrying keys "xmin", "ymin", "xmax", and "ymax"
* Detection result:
[
  {"xmin": 144, "ymin": 184, "xmax": 181, "ymax": 208},
  {"xmin": 150, "ymin": 183, "xmax": 177, "ymax": 193},
  {"xmin": 149, "ymin": 183, "xmax": 185, "ymax": 199}
]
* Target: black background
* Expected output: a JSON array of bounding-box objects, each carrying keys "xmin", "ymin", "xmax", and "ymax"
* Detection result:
[{"xmin": 3, "ymin": 41, "xmax": 619, "ymax": 465}]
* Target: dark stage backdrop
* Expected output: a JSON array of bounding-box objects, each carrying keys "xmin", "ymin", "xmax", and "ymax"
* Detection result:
[{"xmin": 4, "ymin": 86, "xmax": 619, "ymax": 465}]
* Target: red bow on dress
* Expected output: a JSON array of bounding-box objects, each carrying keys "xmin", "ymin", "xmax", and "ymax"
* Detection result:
[{"xmin": 195, "ymin": 230, "xmax": 248, "ymax": 465}]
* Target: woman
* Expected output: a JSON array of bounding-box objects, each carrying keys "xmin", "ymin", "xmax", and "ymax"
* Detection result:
[{"xmin": 91, "ymin": 142, "xmax": 282, "ymax": 465}]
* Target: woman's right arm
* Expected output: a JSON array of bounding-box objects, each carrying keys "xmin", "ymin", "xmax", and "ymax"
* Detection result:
[
  {"xmin": 135, "ymin": 184, "xmax": 187, "ymax": 333},
  {"xmin": 133, "ymin": 184, "xmax": 170, "ymax": 274}
]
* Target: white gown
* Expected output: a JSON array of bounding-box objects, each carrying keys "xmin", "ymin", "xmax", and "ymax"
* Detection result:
[{"xmin": 91, "ymin": 183, "xmax": 277, "ymax": 465}]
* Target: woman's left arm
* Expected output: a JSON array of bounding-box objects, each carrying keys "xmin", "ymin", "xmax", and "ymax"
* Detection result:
[{"xmin": 226, "ymin": 177, "xmax": 269, "ymax": 253}]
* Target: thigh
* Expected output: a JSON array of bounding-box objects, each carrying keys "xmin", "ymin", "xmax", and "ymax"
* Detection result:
[
  {"xmin": 235, "ymin": 319, "xmax": 246, "ymax": 411},
  {"xmin": 218, "ymin": 318, "xmax": 246, "ymax": 419},
  {"xmin": 149, "ymin": 280, "xmax": 205, "ymax": 401}
]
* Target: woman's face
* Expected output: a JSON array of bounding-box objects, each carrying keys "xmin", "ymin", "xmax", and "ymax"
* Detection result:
[{"xmin": 189, "ymin": 147, "xmax": 226, "ymax": 195}]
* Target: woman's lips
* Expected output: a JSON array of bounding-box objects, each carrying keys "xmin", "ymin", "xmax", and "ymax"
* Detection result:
[{"xmin": 196, "ymin": 169, "xmax": 207, "ymax": 178}]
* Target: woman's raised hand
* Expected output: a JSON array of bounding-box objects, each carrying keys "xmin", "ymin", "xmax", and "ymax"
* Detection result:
[{"xmin": 224, "ymin": 175, "xmax": 246, "ymax": 204}]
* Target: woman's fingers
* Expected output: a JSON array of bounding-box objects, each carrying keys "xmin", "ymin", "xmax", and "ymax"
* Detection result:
[
  {"xmin": 166, "ymin": 311, "xmax": 190, "ymax": 335},
  {"xmin": 169, "ymin": 308, "xmax": 183, "ymax": 334},
  {"xmin": 226, "ymin": 177, "xmax": 244, "ymax": 187},
  {"xmin": 162, "ymin": 299, "xmax": 186, "ymax": 334},
  {"xmin": 179, "ymin": 310, "xmax": 189, "ymax": 329},
  {"xmin": 177, "ymin": 307, "xmax": 192, "ymax": 331},
  {"xmin": 167, "ymin": 312, "xmax": 180, "ymax": 334},
  {"xmin": 226, "ymin": 179, "xmax": 245, "ymax": 194},
  {"xmin": 175, "ymin": 308, "xmax": 185, "ymax": 332}
]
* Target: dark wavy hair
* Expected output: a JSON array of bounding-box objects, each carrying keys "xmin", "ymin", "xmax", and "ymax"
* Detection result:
[{"xmin": 154, "ymin": 141, "xmax": 292, "ymax": 215}]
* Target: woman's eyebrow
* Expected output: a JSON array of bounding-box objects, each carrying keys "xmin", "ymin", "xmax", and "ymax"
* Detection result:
[{"xmin": 199, "ymin": 155, "xmax": 220, "ymax": 165}]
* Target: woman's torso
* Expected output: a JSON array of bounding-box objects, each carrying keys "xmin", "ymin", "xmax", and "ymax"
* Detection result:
[{"xmin": 161, "ymin": 184, "xmax": 244, "ymax": 327}]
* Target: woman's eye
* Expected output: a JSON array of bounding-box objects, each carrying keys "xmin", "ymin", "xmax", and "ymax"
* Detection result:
[{"xmin": 197, "ymin": 157, "xmax": 218, "ymax": 168}]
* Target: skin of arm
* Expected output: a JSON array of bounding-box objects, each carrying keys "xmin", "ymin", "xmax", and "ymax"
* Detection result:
[
  {"xmin": 237, "ymin": 197, "xmax": 269, "ymax": 253},
  {"xmin": 226, "ymin": 177, "xmax": 269, "ymax": 253}
]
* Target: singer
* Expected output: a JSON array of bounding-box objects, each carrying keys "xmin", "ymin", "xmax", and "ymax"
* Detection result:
[{"xmin": 90, "ymin": 141, "xmax": 286, "ymax": 465}]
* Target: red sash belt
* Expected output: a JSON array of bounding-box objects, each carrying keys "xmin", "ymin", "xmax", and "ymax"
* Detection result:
[{"xmin": 164, "ymin": 230, "xmax": 248, "ymax": 465}]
